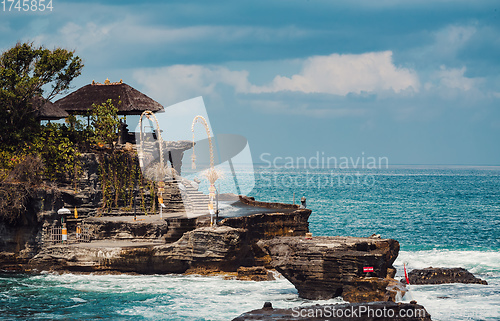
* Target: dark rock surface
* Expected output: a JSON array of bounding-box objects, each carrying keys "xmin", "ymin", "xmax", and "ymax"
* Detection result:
[
  {"xmin": 257, "ymin": 236, "xmax": 402, "ymax": 302},
  {"xmin": 220, "ymin": 209, "xmax": 311, "ymax": 240},
  {"xmin": 402, "ymin": 267, "xmax": 488, "ymax": 285},
  {"xmin": 232, "ymin": 301, "xmax": 432, "ymax": 321},
  {"xmin": 238, "ymin": 195, "xmax": 300, "ymax": 210},
  {"xmin": 0, "ymin": 185, "xmax": 66, "ymax": 270},
  {"xmin": 85, "ymin": 216, "xmax": 170, "ymax": 241},
  {"xmin": 150, "ymin": 226, "xmax": 251, "ymax": 273},
  {"xmin": 237, "ymin": 266, "xmax": 275, "ymax": 281},
  {"xmin": 29, "ymin": 226, "xmax": 251, "ymax": 273}
]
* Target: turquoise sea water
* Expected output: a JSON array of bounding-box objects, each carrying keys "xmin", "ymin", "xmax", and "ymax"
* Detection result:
[
  {"xmin": 252, "ymin": 166, "xmax": 500, "ymax": 252},
  {"xmin": 1, "ymin": 166, "xmax": 499, "ymax": 320}
]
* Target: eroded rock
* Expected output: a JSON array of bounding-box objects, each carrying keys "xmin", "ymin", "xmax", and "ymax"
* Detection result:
[
  {"xmin": 402, "ymin": 267, "xmax": 488, "ymax": 285},
  {"xmin": 236, "ymin": 266, "xmax": 275, "ymax": 281},
  {"xmin": 257, "ymin": 236, "xmax": 401, "ymax": 302},
  {"xmin": 29, "ymin": 226, "xmax": 251, "ymax": 274}
]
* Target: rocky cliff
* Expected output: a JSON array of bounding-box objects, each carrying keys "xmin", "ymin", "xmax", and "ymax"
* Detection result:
[
  {"xmin": 220, "ymin": 210, "xmax": 311, "ymax": 240},
  {"xmin": 0, "ymin": 185, "xmax": 66, "ymax": 270},
  {"xmin": 257, "ymin": 235, "xmax": 403, "ymax": 302},
  {"xmin": 28, "ymin": 226, "xmax": 406, "ymax": 304},
  {"xmin": 1, "ymin": 151, "xmax": 409, "ymax": 306},
  {"xmin": 29, "ymin": 226, "xmax": 251, "ymax": 273}
]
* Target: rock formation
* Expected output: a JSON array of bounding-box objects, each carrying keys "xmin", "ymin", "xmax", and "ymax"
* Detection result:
[
  {"xmin": 1, "ymin": 150, "xmax": 412, "ymax": 306},
  {"xmin": 402, "ymin": 267, "xmax": 488, "ymax": 285},
  {"xmin": 236, "ymin": 266, "xmax": 275, "ymax": 281},
  {"xmin": 29, "ymin": 226, "xmax": 251, "ymax": 273},
  {"xmin": 86, "ymin": 216, "xmax": 170, "ymax": 241},
  {"xmin": 256, "ymin": 235, "xmax": 403, "ymax": 302}
]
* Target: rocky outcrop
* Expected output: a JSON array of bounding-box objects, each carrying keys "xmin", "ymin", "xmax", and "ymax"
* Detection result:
[
  {"xmin": 85, "ymin": 216, "xmax": 169, "ymax": 241},
  {"xmin": 2, "ymin": 148, "xmax": 407, "ymax": 308},
  {"xmin": 29, "ymin": 226, "xmax": 251, "ymax": 273},
  {"xmin": 0, "ymin": 185, "xmax": 65, "ymax": 270},
  {"xmin": 403, "ymin": 267, "xmax": 488, "ymax": 285},
  {"xmin": 238, "ymin": 195, "xmax": 300, "ymax": 210},
  {"xmin": 0, "ymin": 220, "xmax": 41, "ymax": 270},
  {"xmin": 220, "ymin": 209, "xmax": 311, "ymax": 240},
  {"xmin": 232, "ymin": 301, "xmax": 432, "ymax": 321},
  {"xmin": 1, "ymin": 149, "xmax": 315, "ymax": 270},
  {"xmin": 149, "ymin": 226, "xmax": 250, "ymax": 273},
  {"xmin": 236, "ymin": 266, "xmax": 275, "ymax": 281},
  {"xmin": 257, "ymin": 236, "xmax": 402, "ymax": 302},
  {"xmin": 218, "ymin": 202, "xmax": 311, "ymax": 268}
]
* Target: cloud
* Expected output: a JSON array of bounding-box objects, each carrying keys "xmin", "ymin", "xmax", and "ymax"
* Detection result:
[
  {"xmin": 435, "ymin": 66, "xmax": 480, "ymax": 91},
  {"xmin": 134, "ymin": 51, "xmax": 420, "ymax": 106},
  {"xmin": 132, "ymin": 49, "xmax": 496, "ymax": 122},
  {"xmin": 432, "ymin": 25, "xmax": 477, "ymax": 59},
  {"xmin": 134, "ymin": 65, "xmax": 252, "ymax": 106},
  {"xmin": 33, "ymin": 21, "xmax": 112, "ymax": 51},
  {"xmin": 253, "ymin": 51, "xmax": 419, "ymax": 95}
]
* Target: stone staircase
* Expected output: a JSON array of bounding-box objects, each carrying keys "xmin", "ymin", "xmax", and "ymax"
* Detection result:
[{"xmin": 174, "ymin": 178, "xmax": 210, "ymax": 216}]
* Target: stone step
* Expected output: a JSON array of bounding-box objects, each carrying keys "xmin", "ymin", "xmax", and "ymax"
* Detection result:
[{"xmin": 190, "ymin": 197, "xmax": 209, "ymax": 202}]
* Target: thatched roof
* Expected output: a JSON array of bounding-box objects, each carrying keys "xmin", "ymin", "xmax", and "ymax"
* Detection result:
[
  {"xmin": 53, "ymin": 79, "xmax": 164, "ymax": 115},
  {"xmin": 32, "ymin": 96, "xmax": 69, "ymax": 120}
]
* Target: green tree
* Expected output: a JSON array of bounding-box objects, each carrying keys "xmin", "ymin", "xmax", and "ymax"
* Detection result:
[
  {"xmin": 90, "ymin": 99, "xmax": 120, "ymax": 147},
  {"xmin": 29, "ymin": 123, "xmax": 80, "ymax": 181},
  {"xmin": 0, "ymin": 42, "xmax": 83, "ymax": 149}
]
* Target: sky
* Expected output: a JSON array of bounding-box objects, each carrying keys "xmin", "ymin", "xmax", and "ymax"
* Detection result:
[{"xmin": 1, "ymin": 0, "xmax": 499, "ymax": 165}]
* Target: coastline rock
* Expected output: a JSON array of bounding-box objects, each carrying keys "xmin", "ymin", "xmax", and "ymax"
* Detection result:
[
  {"xmin": 236, "ymin": 266, "xmax": 275, "ymax": 281},
  {"xmin": 257, "ymin": 236, "xmax": 401, "ymax": 302},
  {"xmin": 220, "ymin": 209, "xmax": 311, "ymax": 242},
  {"xmin": 402, "ymin": 267, "xmax": 488, "ymax": 285},
  {"xmin": 342, "ymin": 277, "xmax": 407, "ymax": 303},
  {"xmin": 29, "ymin": 226, "xmax": 251, "ymax": 273},
  {"xmin": 0, "ymin": 150, "xmax": 312, "ymax": 272},
  {"xmin": 85, "ymin": 216, "xmax": 169, "ymax": 241},
  {"xmin": 238, "ymin": 195, "xmax": 300, "ymax": 210},
  {"xmin": 15, "ymin": 202, "xmax": 311, "ymax": 273},
  {"xmin": 149, "ymin": 226, "xmax": 251, "ymax": 273},
  {"xmin": 232, "ymin": 301, "xmax": 432, "ymax": 321}
]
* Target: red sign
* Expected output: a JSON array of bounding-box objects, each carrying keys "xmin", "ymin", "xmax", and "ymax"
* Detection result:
[{"xmin": 363, "ymin": 267, "xmax": 374, "ymax": 273}]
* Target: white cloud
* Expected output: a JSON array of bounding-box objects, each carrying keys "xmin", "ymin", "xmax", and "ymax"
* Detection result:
[
  {"xmin": 134, "ymin": 51, "xmax": 420, "ymax": 104},
  {"xmin": 28, "ymin": 5, "xmax": 312, "ymax": 64},
  {"xmin": 134, "ymin": 65, "xmax": 252, "ymax": 106},
  {"xmin": 435, "ymin": 66, "xmax": 480, "ymax": 91},
  {"xmin": 252, "ymin": 51, "xmax": 419, "ymax": 95},
  {"xmin": 32, "ymin": 20, "xmax": 115, "ymax": 55},
  {"xmin": 432, "ymin": 25, "xmax": 476, "ymax": 59}
]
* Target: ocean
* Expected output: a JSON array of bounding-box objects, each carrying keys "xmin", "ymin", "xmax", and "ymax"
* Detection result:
[{"xmin": 1, "ymin": 166, "xmax": 499, "ymax": 320}]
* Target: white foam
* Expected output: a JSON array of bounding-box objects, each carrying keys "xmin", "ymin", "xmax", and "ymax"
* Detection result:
[
  {"xmin": 18, "ymin": 273, "xmax": 347, "ymax": 320},
  {"xmin": 8, "ymin": 250, "xmax": 500, "ymax": 321},
  {"xmin": 396, "ymin": 250, "xmax": 500, "ymax": 274},
  {"xmin": 70, "ymin": 297, "xmax": 87, "ymax": 303},
  {"xmin": 395, "ymin": 250, "xmax": 500, "ymax": 321}
]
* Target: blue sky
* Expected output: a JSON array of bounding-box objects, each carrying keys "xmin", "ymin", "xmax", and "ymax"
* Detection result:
[{"xmin": 2, "ymin": 0, "xmax": 499, "ymax": 165}]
